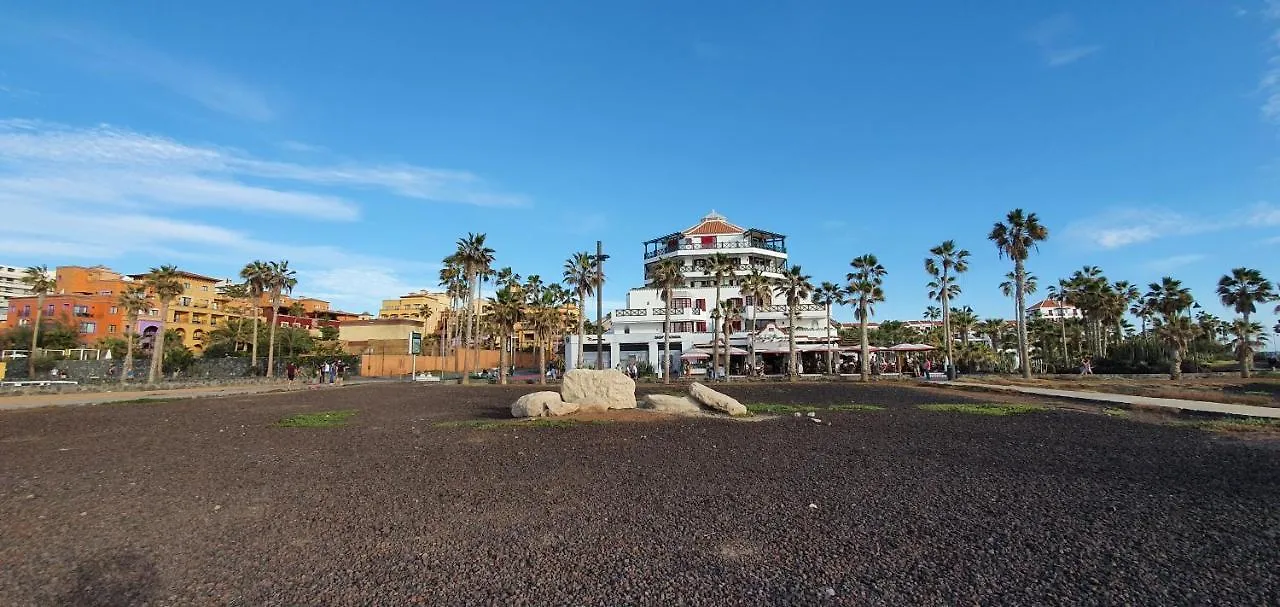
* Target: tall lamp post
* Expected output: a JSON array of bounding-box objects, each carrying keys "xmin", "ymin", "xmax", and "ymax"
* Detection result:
[
  {"xmin": 593, "ymin": 241, "xmax": 609, "ymax": 370},
  {"xmin": 709, "ymin": 307, "xmax": 722, "ymax": 380}
]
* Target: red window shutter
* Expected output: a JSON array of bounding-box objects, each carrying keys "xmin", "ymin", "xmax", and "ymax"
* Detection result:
[
  {"xmin": 695, "ymin": 299, "xmax": 705, "ymax": 310},
  {"xmin": 695, "ymin": 322, "xmax": 707, "ymax": 332},
  {"xmin": 701, "ymin": 236, "xmax": 715, "ymax": 246}
]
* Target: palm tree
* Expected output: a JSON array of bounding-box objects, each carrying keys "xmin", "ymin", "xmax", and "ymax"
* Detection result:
[
  {"xmin": 1111, "ymin": 280, "xmax": 1140, "ymax": 348},
  {"xmin": 454, "ymin": 233, "xmax": 496, "ymax": 384},
  {"xmin": 143, "ymin": 266, "xmax": 184, "ymax": 383},
  {"xmin": 1229, "ymin": 319, "xmax": 1267, "ymax": 372},
  {"xmin": 19, "ymin": 265, "xmax": 56, "ymax": 379},
  {"xmin": 1044, "ymin": 282, "xmax": 1070, "ymax": 367},
  {"xmin": 923, "ymin": 306, "xmax": 941, "ymax": 322},
  {"xmin": 117, "ymin": 284, "xmax": 148, "ymax": 385},
  {"xmin": 716, "ymin": 299, "xmax": 744, "ymax": 379},
  {"xmin": 925, "ymin": 240, "xmax": 969, "ymax": 379},
  {"xmin": 562, "ymin": 252, "xmax": 597, "ymax": 369},
  {"xmin": 263, "ymin": 261, "xmax": 297, "ymax": 378},
  {"xmin": 489, "ymin": 287, "xmax": 524, "ymax": 384},
  {"xmin": 975, "ymin": 318, "xmax": 1006, "ymax": 350},
  {"xmin": 988, "ymin": 209, "xmax": 1049, "ymax": 379},
  {"xmin": 999, "ymin": 271, "xmax": 1038, "ymax": 299},
  {"xmin": 495, "ymin": 267, "xmax": 522, "ymax": 291},
  {"xmin": 239, "ymin": 261, "xmax": 272, "ymax": 375},
  {"xmin": 705, "ymin": 252, "xmax": 738, "ymax": 381},
  {"xmin": 648, "ymin": 259, "xmax": 685, "ymax": 384},
  {"xmin": 1144, "ymin": 277, "xmax": 1195, "ymax": 380},
  {"xmin": 812, "ymin": 282, "xmax": 845, "ymax": 374},
  {"xmin": 438, "ymin": 260, "xmax": 468, "ymax": 372},
  {"xmin": 1217, "ymin": 268, "xmax": 1275, "ymax": 378},
  {"xmin": 775, "ymin": 265, "xmax": 814, "ymax": 381},
  {"xmin": 739, "ymin": 269, "xmax": 773, "ymax": 375},
  {"xmin": 847, "ymin": 254, "xmax": 886, "ymax": 381}
]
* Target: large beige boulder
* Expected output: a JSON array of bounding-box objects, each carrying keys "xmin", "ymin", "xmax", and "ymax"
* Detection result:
[
  {"xmin": 689, "ymin": 382, "xmax": 748, "ymax": 416},
  {"xmin": 640, "ymin": 393, "xmax": 704, "ymax": 414},
  {"xmin": 561, "ymin": 369, "xmax": 637, "ymax": 409},
  {"xmin": 511, "ymin": 391, "xmax": 571, "ymax": 418}
]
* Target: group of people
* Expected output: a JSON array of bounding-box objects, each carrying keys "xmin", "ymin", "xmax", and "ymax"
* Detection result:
[{"xmin": 285, "ymin": 360, "xmax": 347, "ymax": 385}]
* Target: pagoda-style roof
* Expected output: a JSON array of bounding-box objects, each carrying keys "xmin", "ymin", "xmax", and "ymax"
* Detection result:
[{"xmin": 682, "ymin": 211, "xmax": 745, "ymax": 236}]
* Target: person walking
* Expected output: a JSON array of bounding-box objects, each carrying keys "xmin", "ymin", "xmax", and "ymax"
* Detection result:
[
  {"xmin": 321, "ymin": 361, "xmax": 331, "ymax": 384},
  {"xmin": 286, "ymin": 362, "xmax": 297, "ymax": 384}
]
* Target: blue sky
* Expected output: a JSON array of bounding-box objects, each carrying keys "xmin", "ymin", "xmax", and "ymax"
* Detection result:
[{"xmin": 1, "ymin": 1, "xmax": 1277, "ymax": 331}]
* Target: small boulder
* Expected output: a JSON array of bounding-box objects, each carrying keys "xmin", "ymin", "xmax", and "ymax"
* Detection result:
[
  {"xmin": 546, "ymin": 399, "xmax": 580, "ymax": 417},
  {"xmin": 561, "ymin": 369, "xmax": 637, "ymax": 409},
  {"xmin": 511, "ymin": 391, "xmax": 565, "ymax": 418},
  {"xmin": 640, "ymin": 393, "xmax": 704, "ymax": 414},
  {"xmin": 689, "ymin": 382, "xmax": 748, "ymax": 416}
]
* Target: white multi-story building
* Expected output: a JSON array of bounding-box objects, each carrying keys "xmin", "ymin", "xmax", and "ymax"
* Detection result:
[
  {"xmin": 0, "ymin": 264, "xmax": 38, "ymax": 323},
  {"xmin": 1026, "ymin": 298, "xmax": 1082, "ymax": 320},
  {"xmin": 565, "ymin": 212, "xmax": 833, "ymax": 375}
]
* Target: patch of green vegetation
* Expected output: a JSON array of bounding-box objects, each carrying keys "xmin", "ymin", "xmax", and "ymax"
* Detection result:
[
  {"xmin": 275, "ymin": 410, "xmax": 357, "ymax": 428},
  {"xmin": 1103, "ymin": 407, "xmax": 1129, "ymax": 418},
  {"xmin": 917, "ymin": 404, "xmax": 1045, "ymax": 416},
  {"xmin": 745, "ymin": 403, "xmax": 819, "ymax": 414},
  {"xmin": 102, "ymin": 397, "xmax": 178, "ymax": 406},
  {"xmin": 829, "ymin": 404, "xmax": 885, "ymax": 412},
  {"xmin": 1175, "ymin": 417, "xmax": 1280, "ymax": 433},
  {"xmin": 434, "ymin": 419, "xmax": 504, "ymax": 430}
]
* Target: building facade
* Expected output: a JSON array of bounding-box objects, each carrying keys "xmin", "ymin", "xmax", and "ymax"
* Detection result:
[
  {"xmin": 1026, "ymin": 299, "xmax": 1083, "ymax": 320},
  {"xmin": 0, "ymin": 264, "xmax": 40, "ymax": 322},
  {"xmin": 564, "ymin": 212, "xmax": 832, "ymax": 374}
]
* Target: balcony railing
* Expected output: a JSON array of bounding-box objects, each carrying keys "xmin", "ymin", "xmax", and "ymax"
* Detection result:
[
  {"xmin": 757, "ymin": 303, "xmax": 824, "ymax": 313},
  {"xmin": 645, "ymin": 240, "xmax": 787, "ymax": 259},
  {"xmin": 614, "ymin": 308, "xmax": 648, "ymax": 317}
]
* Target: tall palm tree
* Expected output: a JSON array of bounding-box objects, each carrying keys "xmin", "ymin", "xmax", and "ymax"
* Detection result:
[
  {"xmin": 1217, "ymin": 268, "xmax": 1275, "ymax": 378},
  {"xmin": 117, "ymin": 284, "xmax": 148, "ymax": 385},
  {"xmin": 562, "ymin": 252, "xmax": 597, "ymax": 369},
  {"xmin": 19, "ymin": 265, "xmax": 56, "ymax": 379},
  {"xmin": 975, "ymin": 318, "xmax": 1006, "ymax": 350},
  {"xmin": 1144, "ymin": 277, "xmax": 1195, "ymax": 380},
  {"xmin": 812, "ymin": 281, "xmax": 844, "ymax": 374},
  {"xmin": 775, "ymin": 265, "xmax": 814, "ymax": 382},
  {"xmin": 489, "ymin": 287, "xmax": 524, "ymax": 384},
  {"xmin": 1229, "ymin": 319, "xmax": 1267, "ymax": 371},
  {"xmin": 705, "ymin": 252, "xmax": 738, "ymax": 380},
  {"xmin": 495, "ymin": 267, "xmax": 522, "ymax": 291},
  {"xmin": 263, "ymin": 261, "xmax": 297, "ymax": 378},
  {"xmin": 1111, "ymin": 280, "xmax": 1141, "ymax": 348},
  {"xmin": 999, "ymin": 271, "xmax": 1037, "ymax": 299},
  {"xmin": 950, "ymin": 306, "xmax": 978, "ymax": 350},
  {"xmin": 1043, "ymin": 282, "xmax": 1071, "ymax": 367},
  {"xmin": 648, "ymin": 259, "xmax": 685, "ymax": 384},
  {"xmin": 847, "ymin": 255, "xmax": 886, "ymax": 382},
  {"xmin": 988, "ymin": 209, "xmax": 1049, "ymax": 379},
  {"xmin": 716, "ymin": 299, "xmax": 744, "ymax": 379},
  {"xmin": 925, "ymin": 240, "xmax": 969, "ymax": 378},
  {"xmin": 143, "ymin": 266, "xmax": 184, "ymax": 383},
  {"xmin": 454, "ymin": 233, "xmax": 496, "ymax": 384},
  {"xmin": 239, "ymin": 261, "xmax": 272, "ymax": 374},
  {"xmin": 739, "ymin": 269, "xmax": 773, "ymax": 375}
]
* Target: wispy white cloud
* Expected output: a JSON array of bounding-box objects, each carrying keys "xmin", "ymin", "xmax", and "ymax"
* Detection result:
[
  {"xmin": 1144, "ymin": 253, "xmax": 1206, "ymax": 272},
  {"xmin": 16, "ymin": 22, "xmax": 275, "ymax": 121},
  {"xmin": 0, "ymin": 119, "xmax": 528, "ymax": 218},
  {"xmin": 1025, "ymin": 14, "xmax": 1101, "ymax": 67},
  {"xmin": 1065, "ymin": 202, "xmax": 1280, "ymax": 249},
  {"xmin": 301, "ymin": 267, "xmax": 424, "ymax": 313},
  {"xmin": 279, "ymin": 140, "xmax": 327, "ymax": 153}
]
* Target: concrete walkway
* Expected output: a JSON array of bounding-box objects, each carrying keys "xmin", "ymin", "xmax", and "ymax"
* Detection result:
[
  {"xmin": 0, "ymin": 379, "xmax": 382, "ymax": 411},
  {"xmin": 946, "ymin": 382, "xmax": 1280, "ymax": 419}
]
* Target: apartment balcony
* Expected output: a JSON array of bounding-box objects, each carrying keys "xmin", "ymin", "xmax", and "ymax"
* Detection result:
[
  {"xmin": 755, "ymin": 303, "xmax": 825, "ymax": 314},
  {"xmin": 644, "ymin": 240, "xmax": 787, "ymax": 260}
]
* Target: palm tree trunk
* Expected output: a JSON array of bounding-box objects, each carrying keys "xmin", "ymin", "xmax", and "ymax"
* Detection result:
[
  {"xmin": 1171, "ymin": 344, "xmax": 1183, "ymax": 380},
  {"xmin": 748, "ymin": 307, "xmax": 757, "ymax": 377},
  {"xmin": 250, "ymin": 306, "xmax": 260, "ymax": 375},
  {"xmin": 470, "ymin": 276, "xmax": 481, "ymax": 380},
  {"xmin": 28, "ymin": 294, "xmax": 44, "ymax": 378},
  {"xmin": 499, "ymin": 330, "xmax": 509, "ymax": 385},
  {"xmin": 942, "ymin": 291, "xmax": 952, "ymax": 379},
  {"xmin": 712, "ymin": 283, "xmax": 722, "ymax": 381},
  {"xmin": 1241, "ymin": 311, "xmax": 1252, "ymax": 379},
  {"xmin": 1059, "ymin": 318, "xmax": 1067, "ymax": 370},
  {"xmin": 266, "ymin": 295, "xmax": 279, "ymax": 378},
  {"xmin": 859, "ymin": 304, "xmax": 870, "ymax": 382},
  {"xmin": 826, "ymin": 304, "xmax": 834, "ymax": 375},
  {"xmin": 1015, "ymin": 262, "xmax": 1031, "ymax": 379},
  {"xmin": 121, "ymin": 321, "xmax": 134, "ymax": 385},
  {"xmin": 781, "ymin": 299, "xmax": 794, "ymax": 381},
  {"xmin": 149, "ymin": 302, "xmax": 168, "ymax": 384},
  {"xmin": 537, "ymin": 333, "xmax": 546, "ymax": 385},
  {"xmin": 663, "ymin": 292, "xmax": 672, "ymax": 385},
  {"xmin": 576, "ymin": 287, "xmax": 586, "ymax": 369}
]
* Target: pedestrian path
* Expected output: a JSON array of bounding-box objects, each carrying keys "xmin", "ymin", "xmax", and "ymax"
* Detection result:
[{"xmin": 944, "ymin": 382, "xmax": 1280, "ymax": 419}]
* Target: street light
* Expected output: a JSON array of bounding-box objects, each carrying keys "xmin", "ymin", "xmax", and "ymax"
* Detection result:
[{"xmin": 592, "ymin": 241, "xmax": 609, "ymax": 370}]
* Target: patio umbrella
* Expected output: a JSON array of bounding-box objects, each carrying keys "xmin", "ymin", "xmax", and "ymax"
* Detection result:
[{"xmin": 680, "ymin": 351, "xmax": 710, "ymax": 360}]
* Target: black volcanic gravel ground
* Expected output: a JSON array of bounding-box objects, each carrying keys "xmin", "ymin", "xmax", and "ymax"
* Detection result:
[{"xmin": 1, "ymin": 382, "xmax": 1277, "ymax": 606}]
